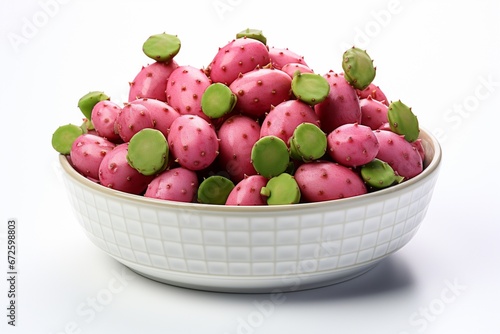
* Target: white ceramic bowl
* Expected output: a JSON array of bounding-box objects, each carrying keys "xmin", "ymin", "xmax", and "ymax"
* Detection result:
[{"xmin": 59, "ymin": 129, "xmax": 441, "ymax": 293}]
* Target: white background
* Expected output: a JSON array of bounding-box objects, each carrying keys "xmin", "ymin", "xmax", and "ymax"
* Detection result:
[{"xmin": 1, "ymin": 0, "xmax": 500, "ymax": 333}]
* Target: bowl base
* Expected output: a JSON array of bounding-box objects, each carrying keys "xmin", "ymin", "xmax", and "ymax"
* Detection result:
[{"xmin": 113, "ymin": 256, "xmax": 380, "ymax": 293}]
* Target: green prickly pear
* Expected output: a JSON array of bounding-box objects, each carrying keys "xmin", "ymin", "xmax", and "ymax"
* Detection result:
[
  {"xmin": 289, "ymin": 122, "xmax": 327, "ymax": 162},
  {"xmin": 342, "ymin": 47, "xmax": 376, "ymax": 90},
  {"xmin": 251, "ymin": 135, "xmax": 290, "ymax": 178},
  {"xmin": 197, "ymin": 175, "xmax": 235, "ymax": 204},
  {"xmin": 236, "ymin": 28, "xmax": 267, "ymax": 45},
  {"xmin": 291, "ymin": 71, "xmax": 330, "ymax": 106},
  {"xmin": 77, "ymin": 91, "xmax": 110, "ymax": 120},
  {"xmin": 201, "ymin": 83, "xmax": 237, "ymax": 119},
  {"xmin": 360, "ymin": 158, "xmax": 404, "ymax": 189},
  {"xmin": 260, "ymin": 173, "xmax": 301, "ymax": 205},
  {"xmin": 127, "ymin": 128, "xmax": 169, "ymax": 176},
  {"xmin": 142, "ymin": 32, "xmax": 181, "ymax": 63},
  {"xmin": 387, "ymin": 100, "xmax": 420, "ymax": 142}
]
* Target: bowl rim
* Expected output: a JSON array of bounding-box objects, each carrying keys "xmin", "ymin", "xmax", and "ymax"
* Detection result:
[{"xmin": 59, "ymin": 127, "xmax": 442, "ymax": 213}]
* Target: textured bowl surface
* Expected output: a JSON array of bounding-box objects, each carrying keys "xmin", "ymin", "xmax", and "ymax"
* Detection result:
[{"xmin": 59, "ymin": 129, "xmax": 441, "ymax": 293}]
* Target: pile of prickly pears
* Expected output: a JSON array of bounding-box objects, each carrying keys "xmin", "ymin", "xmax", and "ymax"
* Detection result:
[{"xmin": 52, "ymin": 29, "xmax": 426, "ymax": 206}]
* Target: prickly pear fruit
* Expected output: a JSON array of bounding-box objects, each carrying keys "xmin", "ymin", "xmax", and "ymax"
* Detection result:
[
  {"xmin": 268, "ymin": 47, "xmax": 308, "ymax": 70},
  {"xmin": 260, "ymin": 100, "xmax": 320, "ymax": 145},
  {"xmin": 291, "ymin": 72, "xmax": 330, "ymax": 106},
  {"xmin": 225, "ymin": 174, "xmax": 268, "ymax": 206},
  {"xmin": 91, "ymin": 100, "xmax": 122, "ymax": 141},
  {"xmin": 260, "ymin": 173, "xmax": 300, "ymax": 205},
  {"xmin": 142, "ymin": 32, "xmax": 181, "ymax": 63},
  {"xmin": 289, "ymin": 122, "xmax": 327, "ymax": 162},
  {"xmin": 168, "ymin": 115, "xmax": 219, "ymax": 171},
  {"xmin": 128, "ymin": 61, "xmax": 179, "ymax": 102},
  {"xmin": 387, "ymin": 100, "xmax": 419, "ymax": 142},
  {"xmin": 359, "ymin": 96, "xmax": 389, "ymax": 130},
  {"xmin": 197, "ymin": 175, "xmax": 235, "ymax": 205},
  {"xmin": 115, "ymin": 103, "xmax": 154, "ymax": 142},
  {"xmin": 201, "ymin": 83, "xmax": 237, "ymax": 119},
  {"xmin": 342, "ymin": 47, "xmax": 376, "ymax": 90},
  {"xmin": 70, "ymin": 133, "xmax": 116, "ymax": 180},
  {"xmin": 360, "ymin": 158, "xmax": 404, "ymax": 189},
  {"xmin": 208, "ymin": 38, "xmax": 270, "ymax": 85},
  {"xmin": 144, "ymin": 167, "xmax": 198, "ymax": 202},
  {"xmin": 78, "ymin": 91, "xmax": 110, "ymax": 120},
  {"xmin": 251, "ymin": 135, "xmax": 289, "ymax": 178},
  {"xmin": 314, "ymin": 71, "xmax": 361, "ymax": 133},
  {"xmin": 356, "ymin": 83, "xmax": 389, "ymax": 106},
  {"xmin": 217, "ymin": 115, "xmax": 261, "ymax": 182},
  {"xmin": 327, "ymin": 123, "xmax": 379, "ymax": 167},
  {"xmin": 294, "ymin": 161, "xmax": 367, "ymax": 202},
  {"xmin": 127, "ymin": 128, "xmax": 168, "ymax": 176},
  {"xmin": 236, "ymin": 28, "xmax": 267, "ymax": 45},
  {"xmin": 281, "ymin": 62, "xmax": 314, "ymax": 78},
  {"xmin": 412, "ymin": 138, "xmax": 426, "ymax": 162},
  {"xmin": 166, "ymin": 65, "xmax": 212, "ymax": 121},
  {"xmin": 52, "ymin": 124, "xmax": 83, "ymax": 154},
  {"xmin": 373, "ymin": 130, "xmax": 423, "ymax": 179},
  {"xmin": 99, "ymin": 143, "xmax": 154, "ymax": 194},
  {"xmin": 129, "ymin": 98, "xmax": 180, "ymax": 138},
  {"xmin": 229, "ymin": 68, "xmax": 292, "ymax": 118}
]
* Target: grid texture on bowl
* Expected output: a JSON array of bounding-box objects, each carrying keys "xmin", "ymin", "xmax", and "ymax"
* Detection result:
[{"xmin": 62, "ymin": 166, "xmax": 439, "ymax": 278}]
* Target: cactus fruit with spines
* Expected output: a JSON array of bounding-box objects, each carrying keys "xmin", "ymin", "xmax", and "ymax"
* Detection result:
[{"xmin": 53, "ymin": 29, "xmax": 428, "ymax": 204}]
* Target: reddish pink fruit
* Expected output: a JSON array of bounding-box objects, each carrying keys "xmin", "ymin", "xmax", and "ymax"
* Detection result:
[
  {"xmin": 91, "ymin": 100, "xmax": 122, "ymax": 142},
  {"xmin": 144, "ymin": 167, "xmax": 198, "ymax": 202},
  {"xmin": 128, "ymin": 61, "xmax": 179, "ymax": 102},
  {"xmin": 373, "ymin": 130, "xmax": 423, "ymax": 179},
  {"xmin": 208, "ymin": 38, "xmax": 270, "ymax": 85},
  {"xmin": 260, "ymin": 100, "xmax": 320, "ymax": 145},
  {"xmin": 168, "ymin": 115, "xmax": 219, "ymax": 171},
  {"xmin": 129, "ymin": 98, "xmax": 180, "ymax": 138},
  {"xmin": 70, "ymin": 134, "xmax": 116, "ymax": 180},
  {"xmin": 114, "ymin": 103, "xmax": 154, "ymax": 142},
  {"xmin": 98, "ymin": 143, "xmax": 154, "ymax": 194},
  {"xmin": 225, "ymin": 175, "xmax": 268, "ymax": 206},
  {"xmin": 294, "ymin": 161, "xmax": 367, "ymax": 202},
  {"xmin": 281, "ymin": 62, "xmax": 314, "ymax": 78},
  {"xmin": 412, "ymin": 138, "xmax": 426, "ymax": 162},
  {"xmin": 314, "ymin": 71, "xmax": 361, "ymax": 134},
  {"xmin": 165, "ymin": 65, "xmax": 212, "ymax": 121},
  {"xmin": 359, "ymin": 96, "xmax": 389, "ymax": 130},
  {"xmin": 268, "ymin": 47, "xmax": 308, "ymax": 70},
  {"xmin": 327, "ymin": 123, "xmax": 379, "ymax": 167},
  {"xmin": 217, "ymin": 115, "xmax": 261, "ymax": 182},
  {"xmin": 229, "ymin": 68, "xmax": 292, "ymax": 118},
  {"xmin": 356, "ymin": 83, "xmax": 389, "ymax": 106}
]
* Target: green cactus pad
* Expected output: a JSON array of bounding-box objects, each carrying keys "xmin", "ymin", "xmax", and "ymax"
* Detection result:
[
  {"xmin": 201, "ymin": 83, "xmax": 237, "ymax": 119},
  {"xmin": 142, "ymin": 33, "xmax": 181, "ymax": 63},
  {"xmin": 236, "ymin": 28, "xmax": 267, "ymax": 45},
  {"xmin": 51, "ymin": 124, "xmax": 83, "ymax": 154},
  {"xmin": 291, "ymin": 72, "xmax": 330, "ymax": 106},
  {"xmin": 360, "ymin": 158, "xmax": 404, "ymax": 189},
  {"xmin": 387, "ymin": 100, "xmax": 420, "ymax": 142},
  {"xmin": 80, "ymin": 118, "xmax": 95, "ymax": 133},
  {"xmin": 289, "ymin": 123, "xmax": 327, "ymax": 162},
  {"xmin": 342, "ymin": 47, "xmax": 376, "ymax": 90},
  {"xmin": 77, "ymin": 91, "xmax": 110, "ymax": 120},
  {"xmin": 251, "ymin": 135, "xmax": 290, "ymax": 178},
  {"xmin": 197, "ymin": 175, "xmax": 235, "ymax": 205},
  {"xmin": 127, "ymin": 128, "xmax": 169, "ymax": 176},
  {"xmin": 260, "ymin": 173, "xmax": 301, "ymax": 205}
]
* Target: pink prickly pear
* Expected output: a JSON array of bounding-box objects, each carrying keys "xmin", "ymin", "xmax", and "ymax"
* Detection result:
[
  {"xmin": 165, "ymin": 65, "xmax": 212, "ymax": 121},
  {"xmin": 268, "ymin": 47, "xmax": 308, "ymax": 70},
  {"xmin": 144, "ymin": 167, "xmax": 199, "ymax": 202},
  {"xmin": 128, "ymin": 61, "xmax": 179, "ymax": 102},
  {"xmin": 314, "ymin": 71, "xmax": 361, "ymax": 134},
  {"xmin": 217, "ymin": 114, "xmax": 261, "ymax": 183},
  {"xmin": 70, "ymin": 133, "xmax": 116, "ymax": 180},
  {"xmin": 167, "ymin": 115, "xmax": 219, "ymax": 171},
  {"xmin": 260, "ymin": 100, "xmax": 320, "ymax": 145},
  {"xmin": 359, "ymin": 96, "xmax": 389, "ymax": 130},
  {"xmin": 294, "ymin": 161, "xmax": 367, "ymax": 202},
  {"xmin": 229, "ymin": 68, "xmax": 292, "ymax": 118},
  {"xmin": 327, "ymin": 123, "xmax": 379, "ymax": 168},
  {"xmin": 373, "ymin": 130, "xmax": 423, "ymax": 179},
  {"xmin": 114, "ymin": 103, "xmax": 154, "ymax": 142},
  {"xmin": 412, "ymin": 138, "xmax": 426, "ymax": 162},
  {"xmin": 208, "ymin": 37, "xmax": 270, "ymax": 85},
  {"xmin": 91, "ymin": 100, "xmax": 122, "ymax": 142},
  {"xmin": 98, "ymin": 143, "xmax": 154, "ymax": 194},
  {"xmin": 281, "ymin": 62, "xmax": 314, "ymax": 78},
  {"xmin": 225, "ymin": 175, "xmax": 268, "ymax": 206},
  {"xmin": 356, "ymin": 82, "xmax": 389, "ymax": 106},
  {"xmin": 129, "ymin": 98, "xmax": 180, "ymax": 138}
]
